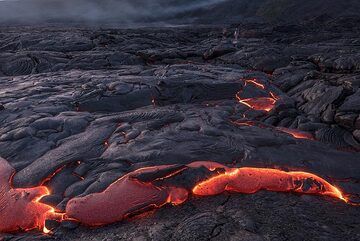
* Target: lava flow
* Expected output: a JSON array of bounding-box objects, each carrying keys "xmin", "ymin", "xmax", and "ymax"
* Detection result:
[
  {"xmin": 0, "ymin": 159, "xmax": 349, "ymax": 233},
  {"xmin": 276, "ymin": 127, "xmax": 314, "ymax": 140},
  {"xmin": 66, "ymin": 161, "xmax": 348, "ymax": 227},
  {"xmin": 65, "ymin": 165, "xmax": 189, "ymax": 226},
  {"xmin": 0, "ymin": 158, "xmax": 64, "ymax": 233},
  {"xmin": 236, "ymin": 79, "xmax": 279, "ymax": 112},
  {"xmin": 192, "ymin": 165, "xmax": 346, "ymax": 202}
]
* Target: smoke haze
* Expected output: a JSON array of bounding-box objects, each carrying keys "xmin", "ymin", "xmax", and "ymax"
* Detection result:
[
  {"xmin": 0, "ymin": 0, "xmax": 231, "ymax": 24},
  {"xmin": 0, "ymin": 0, "xmax": 359, "ymax": 24}
]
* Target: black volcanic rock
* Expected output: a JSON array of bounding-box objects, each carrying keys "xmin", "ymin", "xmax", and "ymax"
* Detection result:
[{"xmin": 340, "ymin": 89, "xmax": 360, "ymax": 112}]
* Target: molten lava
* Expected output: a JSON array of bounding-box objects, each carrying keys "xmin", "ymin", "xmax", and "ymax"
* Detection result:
[
  {"xmin": 236, "ymin": 95, "xmax": 278, "ymax": 112},
  {"xmin": 192, "ymin": 166, "xmax": 346, "ymax": 202},
  {"xmin": 0, "ymin": 158, "xmax": 349, "ymax": 234},
  {"xmin": 65, "ymin": 165, "xmax": 189, "ymax": 226},
  {"xmin": 236, "ymin": 78, "xmax": 279, "ymax": 112},
  {"xmin": 0, "ymin": 158, "xmax": 64, "ymax": 233},
  {"xmin": 276, "ymin": 127, "xmax": 314, "ymax": 140},
  {"xmin": 66, "ymin": 162, "xmax": 348, "ymax": 226}
]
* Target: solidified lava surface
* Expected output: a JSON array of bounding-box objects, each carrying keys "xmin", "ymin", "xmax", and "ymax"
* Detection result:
[{"xmin": 1, "ymin": 16, "xmax": 360, "ymax": 241}]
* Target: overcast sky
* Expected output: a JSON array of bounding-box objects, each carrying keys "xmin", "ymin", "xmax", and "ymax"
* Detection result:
[{"xmin": 0, "ymin": 0, "xmax": 230, "ymax": 23}]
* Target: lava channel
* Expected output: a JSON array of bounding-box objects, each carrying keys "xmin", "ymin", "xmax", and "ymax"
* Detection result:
[
  {"xmin": 192, "ymin": 165, "xmax": 346, "ymax": 202},
  {"xmin": 0, "ymin": 158, "xmax": 63, "ymax": 233}
]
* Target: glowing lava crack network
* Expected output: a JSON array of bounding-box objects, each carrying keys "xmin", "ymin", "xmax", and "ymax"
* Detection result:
[
  {"xmin": 236, "ymin": 79, "xmax": 279, "ymax": 112},
  {"xmin": 0, "ymin": 158, "xmax": 347, "ymax": 233}
]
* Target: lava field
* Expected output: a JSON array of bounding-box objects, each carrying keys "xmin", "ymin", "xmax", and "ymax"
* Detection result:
[{"xmin": 0, "ymin": 16, "xmax": 360, "ymax": 241}]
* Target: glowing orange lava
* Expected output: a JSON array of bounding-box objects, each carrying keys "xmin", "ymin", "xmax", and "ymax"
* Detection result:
[
  {"xmin": 66, "ymin": 161, "xmax": 348, "ymax": 226},
  {"xmin": 236, "ymin": 78, "xmax": 278, "ymax": 112},
  {"xmin": 236, "ymin": 78, "xmax": 279, "ymax": 112},
  {"xmin": 276, "ymin": 127, "xmax": 314, "ymax": 140},
  {"xmin": 231, "ymin": 121, "xmax": 314, "ymax": 140},
  {"xmin": 244, "ymin": 79, "xmax": 265, "ymax": 89},
  {"xmin": 0, "ymin": 158, "xmax": 64, "ymax": 233},
  {"xmin": 236, "ymin": 96, "xmax": 277, "ymax": 112},
  {"xmin": 66, "ymin": 165, "xmax": 189, "ymax": 226},
  {"xmin": 0, "ymin": 158, "xmax": 349, "ymax": 234},
  {"xmin": 193, "ymin": 166, "xmax": 346, "ymax": 202}
]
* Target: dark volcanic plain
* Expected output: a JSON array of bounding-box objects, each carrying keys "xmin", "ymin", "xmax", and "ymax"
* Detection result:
[{"xmin": 1, "ymin": 15, "xmax": 360, "ymax": 241}]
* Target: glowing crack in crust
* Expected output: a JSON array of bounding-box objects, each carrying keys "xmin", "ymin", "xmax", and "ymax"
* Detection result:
[
  {"xmin": 236, "ymin": 79, "xmax": 279, "ymax": 112},
  {"xmin": 231, "ymin": 121, "xmax": 315, "ymax": 140},
  {"xmin": 0, "ymin": 158, "xmax": 348, "ymax": 233},
  {"xmin": 244, "ymin": 79, "xmax": 266, "ymax": 89},
  {"xmin": 275, "ymin": 127, "xmax": 315, "ymax": 140}
]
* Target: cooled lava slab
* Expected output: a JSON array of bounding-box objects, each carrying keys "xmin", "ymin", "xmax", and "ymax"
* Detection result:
[{"xmin": 0, "ymin": 17, "xmax": 360, "ymax": 241}]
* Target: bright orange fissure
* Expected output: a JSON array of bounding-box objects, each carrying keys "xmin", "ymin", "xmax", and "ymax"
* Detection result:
[
  {"xmin": 244, "ymin": 79, "xmax": 266, "ymax": 89},
  {"xmin": 275, "ymin": 127, "xmax": 314, "ymax": 140},
  {"xmin": 0, "ymin": 159, "xmax": 349, "ymax": 234}
]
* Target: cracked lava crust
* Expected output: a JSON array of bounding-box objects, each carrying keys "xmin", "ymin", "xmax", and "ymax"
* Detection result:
[{"xmin": 0, "ymin": 15, "xmax": 360, "ymax": 241}]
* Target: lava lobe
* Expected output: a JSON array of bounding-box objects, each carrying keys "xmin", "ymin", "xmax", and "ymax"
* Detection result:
[
  {"xmin": 66, "ymin": 165, "xmax": 188, "ymax": 226},
  {"xmin": 0, "ymin": 158, "xmax": 63, "ymax": 233},
  {"xmin": 192, "ymin": 165, "xmax": 345, "ymax": 201}
]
